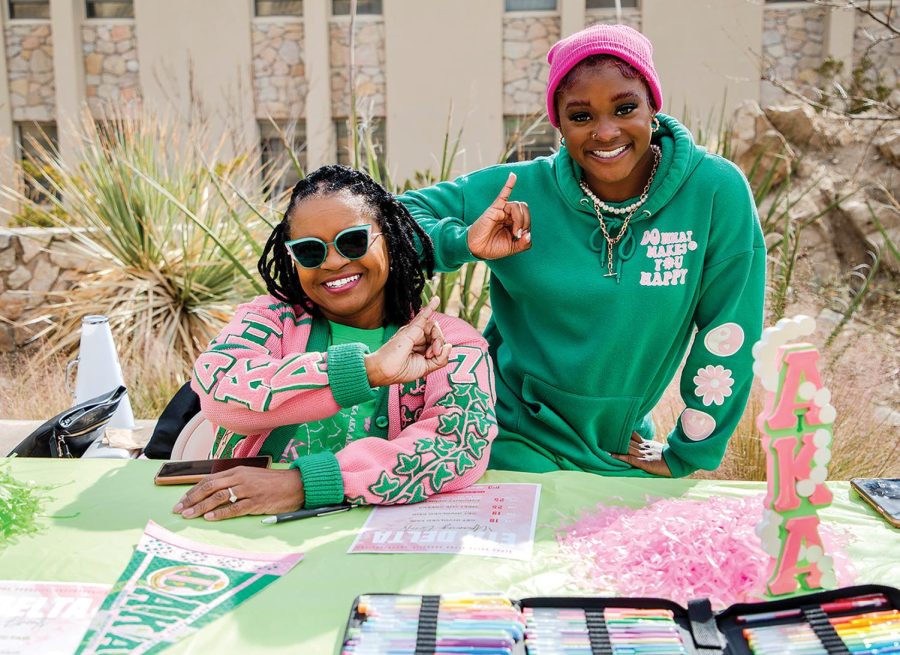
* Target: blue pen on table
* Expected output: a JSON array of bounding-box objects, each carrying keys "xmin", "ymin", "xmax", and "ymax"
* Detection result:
[{"xmin": 261, "ymin": 503, "xmax": 352, "ymax": 524}]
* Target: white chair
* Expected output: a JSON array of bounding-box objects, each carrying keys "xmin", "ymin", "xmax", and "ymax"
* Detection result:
[{"xmin": 170, "ymin": 414, "xmax": 216, "ymax": 460}]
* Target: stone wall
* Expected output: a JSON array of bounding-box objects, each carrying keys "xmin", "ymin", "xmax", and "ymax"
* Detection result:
[
  {"xmin": 853, "ymin": 9, "xmax": 900, "ymax": 99},
  {"xmin": 761, "ymin": 5, "xmax": 828, "ymax": 107},
  {"xmin": 0, "ymin": 228, "xmax": 98, "ymax": 352},
  {"xmin": 252, "ymin": 19, "xmax": 306, "ymax": 120},
  {"xmin": 585, "ymin": 7, "xmax": 641, "ymax": 31},
  {"xmin": 82, "ymin": 22, "xmax": 141, "ymax": 116},
  {"xmin": 503, "ymin": 15, "xmax": 559, "ymax": 115},
  {"xmin": 329, "ymin": 17, "xmax": 386, "ymax": 118},
  {"xmin": 4, "ymin": 23, "xmax": 55, "ymax": 121}
]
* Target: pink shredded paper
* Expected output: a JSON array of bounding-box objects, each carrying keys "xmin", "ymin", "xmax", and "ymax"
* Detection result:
[{"xmin": 555, "ymin": 494, "xmax": 854, "ymax": 608}]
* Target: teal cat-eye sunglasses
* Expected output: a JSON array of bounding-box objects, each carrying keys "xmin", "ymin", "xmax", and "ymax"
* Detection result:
[{"xmin": 285, "ymin": 224, "xmax": 383, "ymax": 269}]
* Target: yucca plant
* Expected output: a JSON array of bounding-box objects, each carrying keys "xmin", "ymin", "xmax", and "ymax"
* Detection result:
[{"xmin": 3, "ymin": 109, "xmax": 285, "ymax": 379}]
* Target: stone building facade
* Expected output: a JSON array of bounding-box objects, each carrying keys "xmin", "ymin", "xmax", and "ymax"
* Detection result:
[
  {"xmin": 761, "ymin": 4, "xmax": 829, "ymax": 107},
  {"xmin": 252, "ymin": 19, "xmax": 306, "ymax": 120},
  {"xmin": 329, "ymin": 16, "xmax": 385, "ymax": 119},
  {"xmin": 0, "ymin": 0, "xmax": 897, "ymax": 212},
  {"xmin": 81, "ymin": 22, "xmax": 140, "ymax": 115},
  {"xmin": 0, "ymin": 227, "xmax": 97, "ymax": 351},
  {"xmin": 5, "ymin": 23, "xmax": 54, "ymax": 121}
]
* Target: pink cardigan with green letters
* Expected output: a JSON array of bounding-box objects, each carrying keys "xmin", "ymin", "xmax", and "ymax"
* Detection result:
[{"xmin": 191, "ymin": 295, "xmax": 497, "ymax": 509}]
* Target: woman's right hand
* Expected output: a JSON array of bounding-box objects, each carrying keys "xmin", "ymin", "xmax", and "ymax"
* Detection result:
[
  {"xmin": 364, "ymin": 297, "xmax": 452, "ymax": 387},
  {"xmin": 466, "ymin": 172, "xmax": 532, "ymax": 260}
]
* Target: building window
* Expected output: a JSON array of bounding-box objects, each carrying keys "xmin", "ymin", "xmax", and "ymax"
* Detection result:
[
  {"xmin": 332, "ymin": 0, "xmax": 382, "ymax": 16},
  {"xmin": 504, "ymin": 116, "xmax": 557, "ymax": 163},
  {"xmin": 586, "ymin": 0, "xmax": 638, "ymax": 8},
  {"xmin": 260, "ymin": 120, "xmax": 306, "ymax": 198},
  {"xmin": 7, "ymin": 0, "xmax": 49, "ymax": 19},
  {"xmin": 85, "ymin": 0, "xmax": 133, "ymax": 18},
  {"xmin": 254, "ymin": 0, "xmax": 302, "ymax": 17},
  {"xmin": 335, "ymin": 118, "xmax": 386, "ymax": 168},
  {"xmin": 16, "ymin": 122, "xmax": 58, "ymax": 203},
  {"xmin": 505, "ymin": 0, "xmax": 556, "ymax": 11}
]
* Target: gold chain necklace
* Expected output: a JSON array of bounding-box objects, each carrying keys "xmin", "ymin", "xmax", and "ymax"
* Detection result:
[{"xmin": 579, "ymin": 144, "xmax": 661, "ymax": 278}]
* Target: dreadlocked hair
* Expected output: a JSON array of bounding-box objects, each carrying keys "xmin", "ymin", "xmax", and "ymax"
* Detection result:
[{"xmin": 258, "ymin": 164, "xmax": 436, "ymax": 327}]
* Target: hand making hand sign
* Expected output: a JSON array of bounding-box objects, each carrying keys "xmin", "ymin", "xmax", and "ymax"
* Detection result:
[{"xmin": 466, "ymin": 173, "xmax": 532, "ymax": 260}]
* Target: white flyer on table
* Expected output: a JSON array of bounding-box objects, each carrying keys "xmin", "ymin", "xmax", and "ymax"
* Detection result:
[
  {"xmin": 0, "ymin": 580, "xmax": 110, "ymax": 655},
  {"xmin": 348, "ymin": 483, "xmax": 541, "ymax": 560}
]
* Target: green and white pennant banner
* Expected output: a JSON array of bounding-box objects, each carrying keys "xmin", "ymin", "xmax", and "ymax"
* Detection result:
[{"xmin": 75, "ymin": 521, "xmax": 303, "ymax": 654}]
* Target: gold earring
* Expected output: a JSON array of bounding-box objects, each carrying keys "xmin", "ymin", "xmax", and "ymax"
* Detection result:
[
  {"xmin": 651, "ymin": 116, "xmax": 660, "ymax": 133},
  {"xmin": 559, "ymin": 135, "xmax": 566, "ymax": 147}
]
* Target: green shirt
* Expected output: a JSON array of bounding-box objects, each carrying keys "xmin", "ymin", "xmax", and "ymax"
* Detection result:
[
  {"xmin": 400, "ymin": 114, "xmax": 766, "ymax": 478},
  {"xmin": 260, "ymin": 322, "xmax": 386, "ymax": 463}
]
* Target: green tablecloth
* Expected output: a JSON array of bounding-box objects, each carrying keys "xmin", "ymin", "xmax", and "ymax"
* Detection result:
[{"xmin": 2, "ymin": 458, "xmax": 898, "ymax": 654}]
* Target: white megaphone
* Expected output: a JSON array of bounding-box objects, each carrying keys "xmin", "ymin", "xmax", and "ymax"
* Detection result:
[{"xmin": 67, "ymin": 315, "xmax": 137, "ymax": 458}]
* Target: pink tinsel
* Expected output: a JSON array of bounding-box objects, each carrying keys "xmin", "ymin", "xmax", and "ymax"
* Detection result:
[{"xmin": 555, "ymin": 494, "xmax": 854, "ymax": 609}]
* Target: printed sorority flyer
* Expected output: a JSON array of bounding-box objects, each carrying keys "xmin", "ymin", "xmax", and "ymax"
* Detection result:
[
  {"xmin": 75, "ymin": 521, "xmax": 303, "ymax": 655},
  {"xmin": 349, "ymin": 483, "xmax": 541, "ymax": 560},
  {"xmin": 0, "ymin": 580, "xmax": 110, "ymax": 655}
]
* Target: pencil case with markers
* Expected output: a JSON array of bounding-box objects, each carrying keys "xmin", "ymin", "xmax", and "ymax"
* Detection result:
[{"xmin": 339, "ymin": 584, "xmax": 900, "ymax": 654}]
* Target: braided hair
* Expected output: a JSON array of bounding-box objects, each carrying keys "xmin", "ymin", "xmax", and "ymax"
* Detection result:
[{"xmin": 258, "ymin": 164, "xmax": 436, "ymax": 326}]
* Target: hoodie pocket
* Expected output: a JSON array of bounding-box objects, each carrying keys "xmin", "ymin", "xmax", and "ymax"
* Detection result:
[{"xmin": 519, "ymin": 374, "xmax": 642, "ymax": 455}]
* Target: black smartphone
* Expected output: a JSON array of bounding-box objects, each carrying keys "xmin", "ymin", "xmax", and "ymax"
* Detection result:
[
  {"xmin": 154, "ymin": 456, "xmax": 272, "ymax": 486},
  {"xmin": 851, "ymin": 478, "xmax": 900, "ymax": 528}
]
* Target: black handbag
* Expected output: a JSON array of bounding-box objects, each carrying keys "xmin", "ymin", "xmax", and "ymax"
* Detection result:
[{"xmin": 8, "ymin": 386, "xmax": 129, "ymax": 458}]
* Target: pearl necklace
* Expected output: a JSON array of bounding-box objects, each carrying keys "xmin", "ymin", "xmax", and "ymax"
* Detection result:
[{"xmin": 579, "ymin": 144, "xmax": 661, "ymax": 278}]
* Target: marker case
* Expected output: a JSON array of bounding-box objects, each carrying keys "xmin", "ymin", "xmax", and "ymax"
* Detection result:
[{"xmin": 340, "ymin": 583, "xmax": 900, "ymax": 655}]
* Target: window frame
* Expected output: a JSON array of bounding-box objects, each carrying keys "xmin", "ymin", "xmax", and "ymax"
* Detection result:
[
  {"xmin": 6, "ymin": 0, "xmax": 50, "ymax": 21},
  {"xmin": 504, "ymin": 0, "xmax": 558, "ymax": 13},
  {"xmin": 503, "ymin": 115, "xmax": 558, "ymax": 164},
  {"xmin": 584, "ymin": 0, "xmax": 639, "ymax": 9},
  {"xmin": 15, "ymin": 121, "xmax": 60, "ymax": 204},
  {"xmin": 84, "ymin": 0, "xmax": 134, "ymax": 20},
  {"xmin": 253, "ymin": 0, "xmax": 303, "ymax": 19},
  {"xmin": 334, "ymin": 117, "xmax": 386, "ymax": 171},
  {"xmin": 259, "ymin": 119, "xmax": 307, "ymax": 199},
  {"xmin": 331, "ymin": 0, "xmax": 382, "ymax": 17}
]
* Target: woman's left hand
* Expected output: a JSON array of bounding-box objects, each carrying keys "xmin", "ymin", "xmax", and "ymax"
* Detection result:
[
  {"xmin": 173, "ymin": 467, "xmax": 305, "ymax": 521},
  {"xmin": 611, "ymin": 433, "xmax": 672, "ymax": 477}
]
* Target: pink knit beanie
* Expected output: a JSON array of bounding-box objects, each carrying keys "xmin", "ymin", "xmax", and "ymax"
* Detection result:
[{"xmin": 546, "ymin": 24, "xmax": 663, "ymax": 128}]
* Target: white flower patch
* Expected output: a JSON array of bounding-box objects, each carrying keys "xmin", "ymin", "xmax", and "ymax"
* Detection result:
[{"xmin": 693, "ymin": 364, "xmax": 734, "ymax": 406}]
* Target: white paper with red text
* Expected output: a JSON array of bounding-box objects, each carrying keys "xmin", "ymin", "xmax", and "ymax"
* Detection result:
[
  {"xmin": 0, "ymin": 580, "xmax": 110, "ymax": 655},
  {"xmin": 348, "ymin": 483, "xmax": 541, "ymax": 560}
]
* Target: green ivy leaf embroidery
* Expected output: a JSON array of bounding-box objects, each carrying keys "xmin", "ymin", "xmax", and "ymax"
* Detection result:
[
  {"xmin": 437, "ymin": 412, "xmax": 465, "ymax": 437},
  {"xmin": 393, "ymin": 453, "xmax": 423, "ymax": 476},
  {"xmin": 370, "ymin": 471, "xmax": 401, "ymax": 498},
  {"xmin": 465, "ymin": 434, "xmax": 490, "ymax": 460},
  {"xmin": 451, "ymin": 450, "xmax": 476, "ymax": 475},
  {"xmin": 428, "ymin": 463, "xmax": 454, "ymax": 492},
  {"xmin": 366, "ymin": 378, "xmax": 495, "ymax": 505},
  {"xmin": 432, "ymin": 437, "xmax": 455, "ymax": 457},
  {"xmin": 406, "ymin": 482, "xmax": 427, "ymax": 504}
]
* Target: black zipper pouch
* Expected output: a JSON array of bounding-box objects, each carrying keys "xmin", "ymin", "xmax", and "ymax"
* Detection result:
[
  {"xmin": 340, "ymin": 583, "xmax": 900, "ymax": 654},
  {"xmin": 8, "ymin": 385, "xmax": 128, "ymax": 458}
]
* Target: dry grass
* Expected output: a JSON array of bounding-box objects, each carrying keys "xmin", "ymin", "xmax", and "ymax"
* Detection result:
[{"xmin": 0, "ymin": 351, "xmax": 186, "ymax": 422}]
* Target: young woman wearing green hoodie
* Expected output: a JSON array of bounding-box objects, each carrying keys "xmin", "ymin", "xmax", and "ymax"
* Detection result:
[{"xmin": 399, "ymin": 24, "xmax": 766, "ymax": 478}]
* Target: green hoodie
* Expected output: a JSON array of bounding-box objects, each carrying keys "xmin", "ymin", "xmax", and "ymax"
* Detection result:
[{"xmin": 399, "ymin": 114, "xmax": 766, "ymax": 477}]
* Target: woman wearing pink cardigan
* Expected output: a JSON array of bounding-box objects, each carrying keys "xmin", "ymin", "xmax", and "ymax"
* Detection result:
[{"xmin": 173, "ymin": 166, "xmax": 497, "ymax": 522}]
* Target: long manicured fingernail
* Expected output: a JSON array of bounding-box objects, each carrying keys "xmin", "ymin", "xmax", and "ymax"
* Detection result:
[
  {"xmin": 517, "ymin": 229, "xmax": 523, "ymax": 239},
  {"xmin": 525, "ymin": 231, "xmax": 532, "ymax": 242}
]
